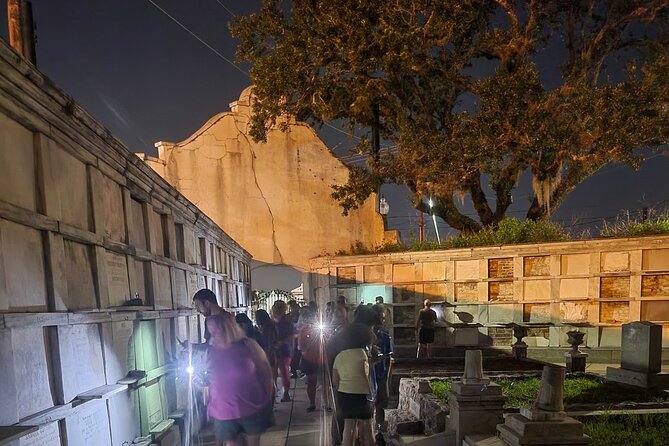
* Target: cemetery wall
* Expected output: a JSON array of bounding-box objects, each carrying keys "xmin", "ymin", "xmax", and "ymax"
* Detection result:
[
  {"xmin": 308, "ymin": 235, "xmax": 669, "ymax": 356},
  {"xmin": 0, "ymin": 39, "xmax": 251, "ymax": 445}
]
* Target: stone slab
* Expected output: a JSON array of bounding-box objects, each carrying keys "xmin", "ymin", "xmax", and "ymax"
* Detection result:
[
  {"xmin": 9, "ymin": 422, "xmax": 61, "ymax": 446},
  {"xmin": 77, "ymin": 384, "xmax": 127, "ymax": 400},
  {"xmin": 0, "ymin": 426, "xmax": 38, "ymax": 446},
  {"xmin": 464, "ymin": 434, "xmax": 503, "ymax": 446},
  {"xmin": 105, "ymin": 251, "xmax": 131, "ymax": 306},
  {"xmin": 63, "ymin": 400, "xmax": 111, "ymax": 446},
  {"xmin": 606, "ymin": 366, "xmax": 669, "ymax": 389},
  {"xmin": 51, "ymin": 324, "xmax": 106, "ymax": 404},
  {"xmin": 107, "ymin": 389, "xmax": 140, "ymax": 445},
  {"xmin": 102, "ymin": 320, "xmax": 137, "ymax": 383},
  {"xmin": 0, "ymin": 329, "xmax": 18, "ymax": 425},
  {"xmin": 454, "ymin": 327, "xmax": 480, "ymax": 346},
  {"xmin": 498, "ymin": 414, "xmax": 589, "ymax": 446},
  {"xmin": 11, "ymin": 327, "xmax": 55, "ymax": 419}
]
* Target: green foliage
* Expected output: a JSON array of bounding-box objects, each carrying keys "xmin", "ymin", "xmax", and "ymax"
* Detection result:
[
  {"xmin": 583, "ymin": 414, "xmax": 669, "ymax": 446},
  {"xmin": 232, "ymin": 1, "xmax": 669, "ymax": 234},
  {"xmin": 429, "ymin": 380, "xmax": 453, "ymax": 401},
  {"xmin": 431, "ymin": 376, "xmax": 668, "ymax": 408},
  {"xmin": 601, "ymin": 209, "xmax": 669, "ymax": 238}
]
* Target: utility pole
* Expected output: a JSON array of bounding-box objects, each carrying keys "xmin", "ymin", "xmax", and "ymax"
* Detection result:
[
  {"xmin": 7, "ymin": 0, "xmax": 37, "ymax": 64},
  {"xmin": 418, "ymin": 211, "xmax": 424, "ymax": 243}
]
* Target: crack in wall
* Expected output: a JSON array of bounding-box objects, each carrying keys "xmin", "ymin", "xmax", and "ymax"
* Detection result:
[{"xmin": 232, "ymin": 118, "xmax": 285, "ymax": 264}]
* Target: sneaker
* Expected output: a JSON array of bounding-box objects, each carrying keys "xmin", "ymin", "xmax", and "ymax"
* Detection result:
[
  {"xmin": 281, "ymin": 394, "xmax": 291, "ymax": 402},
  {"xmin": 306, "ymin": 405, "xmax": 316, "ymax": 412}
]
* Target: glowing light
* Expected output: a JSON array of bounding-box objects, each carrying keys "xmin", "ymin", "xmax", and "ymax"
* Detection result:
[
  {"xmin": 318, "ymin": 323, "xmax": 325, "ymax": 332},
  {"xmin": 186, "ymin": 365, "xmax": 195, "ymax": 375}
]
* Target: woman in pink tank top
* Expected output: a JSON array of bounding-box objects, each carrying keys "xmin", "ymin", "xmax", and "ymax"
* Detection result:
[{"xmin": 206, "ymin": 314, "xmax": 274, "ymax": 446}]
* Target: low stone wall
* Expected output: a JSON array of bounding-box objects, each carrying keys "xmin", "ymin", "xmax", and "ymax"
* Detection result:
[{"xmin": 388, "ymin": 378, "xmax": 449, "ymax": 435}]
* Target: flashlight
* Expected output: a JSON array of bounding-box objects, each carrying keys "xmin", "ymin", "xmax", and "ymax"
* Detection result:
[
  {"xmin": 186, "ymin": 365, "xmax": 195, "ymax": 375},
  {"xmin": 318, "ymin": 323, "xmax": 325, "ymax": 332}
]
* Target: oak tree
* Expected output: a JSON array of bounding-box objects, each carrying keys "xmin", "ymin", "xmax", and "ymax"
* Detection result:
[{"xmin": 232, "ymin": 0, "xmax": 669, "ymax": 233}]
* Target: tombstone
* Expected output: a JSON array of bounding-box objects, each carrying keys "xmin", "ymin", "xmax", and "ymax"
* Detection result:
[
  {"xmin": 0, "ymin": 329, "xmax": 19, "ymax": 425},
  {"xmin": 448, "ymin": 350, "xmax": 505, "ymax": 445},
  {"xmin": 63, "ymin": 400, "xmax": 112, "ymax": 446},
  {"xmin": 12, "ymin": 328, "xmax": 55, "ymax": 418},
  {"xmin": 108, "ymin": 389, "xmax": 141, "ymax": 446},
  {"xmin": 102, "ymin": 320, "xmax": 137, "ymax": 384},
  {"xmin": 606, "ymin": 321, "xmax": 669, "ymax": 388},
  {"xmin": 497, "ymin": 365, "xmax": 590, "ymax": 446},
  {"xmin": 8, "ymin": 422, "xmax": 61, "ymax": 446},
  {"xmin": 51, "ymin": 324, "xmax": 106, "ymax": 404}
]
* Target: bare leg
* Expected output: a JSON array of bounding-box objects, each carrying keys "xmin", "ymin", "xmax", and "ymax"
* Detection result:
[
  {"xmin": 307, "ymin": 373, "xmax": 317, "ymax": 408},
  {"xmin": 245, "ymin": 434, "xmax": 261, "ymax": 446},
  {"xmin": 225, "ymin": 433, "xmax": 247, "ymax": 446},
  {"xmin": 358, "ymin": 419, "xmax": 375, "ymax": 446},
  {"xmin": 426, "ymin": 343, "xmax": 432, "ymax": 359},
  {"xmin": 342, "ymin": 419, "xmax": 357, "ymax": 446}
]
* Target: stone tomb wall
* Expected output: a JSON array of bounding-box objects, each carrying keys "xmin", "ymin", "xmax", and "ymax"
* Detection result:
[
  {"xmin": 0, "ymin": 39, "xmax": 251, "ymax": 445},
  {"xmin": 309, "ymin": 236, "xmax": 669, "ymax": 353}
]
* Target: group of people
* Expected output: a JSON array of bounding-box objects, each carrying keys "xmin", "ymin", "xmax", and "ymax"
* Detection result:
[{"xmin": 189, "ymin": 289, "xmax": 395, "ymax": 446}]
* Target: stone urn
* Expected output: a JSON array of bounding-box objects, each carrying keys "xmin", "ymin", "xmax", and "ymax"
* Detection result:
[
  {"xmin": 511, "ymin": 324, "xmax": 528, "ymax": 360},
  {"xmin": 566, "ymin": 331, "xmax": 586, "ymax": 353}
]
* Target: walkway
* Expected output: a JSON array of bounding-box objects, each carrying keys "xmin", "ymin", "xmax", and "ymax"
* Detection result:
[{"xmin": 195, "ymin": 377, "xmax": 334, "ymax": 446}]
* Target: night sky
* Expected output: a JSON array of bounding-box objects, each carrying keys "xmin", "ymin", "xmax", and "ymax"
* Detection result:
[{"xmin": 2, "ymin": 1, "xmax": 668, "ymax": 242}]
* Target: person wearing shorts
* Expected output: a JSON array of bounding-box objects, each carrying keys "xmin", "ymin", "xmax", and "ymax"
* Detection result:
[
  {"xmin": 416, "ymin": 300, "xmax": 437, "ymax": 359},
  {"xmin": 206, "ymin": 314, "xmax": 274, "ymax": 446},
  {"xmin": 298, "ymin": 308, "xmax": 328, "ymax": 411},
  {"xmin": 333, "ymin": 346, "xmax": 375, "ymax": 446}
]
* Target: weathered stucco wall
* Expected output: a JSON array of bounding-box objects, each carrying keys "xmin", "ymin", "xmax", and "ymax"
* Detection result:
[
  {"xmin": 308, "ymin": 236, "xmax": 669, "ymax": 355},
  {"xmin": 0, "ymin": 39, "xmax": 249, "ymax": 444},
  {"xmin": 144, "ymin": 87, "xmax": 394, "ymax": 270}
]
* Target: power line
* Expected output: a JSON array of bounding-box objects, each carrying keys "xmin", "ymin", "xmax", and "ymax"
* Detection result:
[
  {"xmin": 146, "ymin": 0, "xmax": 248, "ymax": 77},
  {"xmin": 212, "ymin": 0, "xmax": 236, "ymax": 16}
]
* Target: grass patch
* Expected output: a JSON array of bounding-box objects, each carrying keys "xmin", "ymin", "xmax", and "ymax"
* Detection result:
[
  {"xmin": 601, "ymin": 209, "xmax": 669, "ymax": 238},
  {"xmin": 330, "ymin": 209, "xmax": 669, "ymax": 256},
  {"xmin": 583, "ymin": 413, "xmax": 669, "ymax": 446},
  {"xmin": 430, "ymin": 376, "xmax": 668, "ymax": 408}
]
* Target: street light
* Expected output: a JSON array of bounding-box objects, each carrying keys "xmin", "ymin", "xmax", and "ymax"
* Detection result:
[
  {"xmin": 428, "ymin": 197, "xmax": 441, "ymax": 244},
  {"xmin": 379, "ymin": 195, "xmax": 390, "ymax": 228}
]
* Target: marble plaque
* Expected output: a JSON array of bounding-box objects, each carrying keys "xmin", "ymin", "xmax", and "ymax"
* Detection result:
[
  {"xmin": 337, "ymin": 267, "xmax": 357, "ymax": 284},
  {"xmin": 53, "ymin": 324, "xmax": 106, "ymax": 404},
  {"xmin": 0, "ymin": 329, "xmax": 18, "ymax": 425},
  {"xmin": 14, "ymin": 422, "xmax": 61, "ymax": 446},
  {"xmin": 12, "ymin": 328, "xmax": 54, "ymax": 418},
  {"xmin": 149, "ymin": 210, "xmax": 165, "ymax": 256},
  {"xmin": 175, "ymin": 317, "xmax": 188, "ymax": 345},
  {"xmin": 455, "ymin": 260, "xmax": 479, "ymax": 280},
  {"xmin": 171, "ymin": 269, "xmax": 188, "ymax": 309},
  {"xmin": 363, "ymin": 265, "xmax": 385, "ymax": 283},
  {"xmin": 523, "ymin": 303, "xmax": 551, "ymax": 323},
  {"xmin": 0, "ymin": 219, "xmax": 48, "ymax": 311},
  {"xmin": 393, "ymin": 305, "xmax": 416, "ymax": 325},
  {"xmin": 601, "ymin": 252, "xmax": 630, "ymax": 272},
  {"xmin": 183, "ymin": 227, "xmax": 197, "ymax": 265},
  {"xmin": 561, "ymin": 253, "xmax": 590, "ymax": 276},
  {"xmin": 100, "ymin": 174, "xmax": 125, "ymax": 242},
  {"xmin": 488, "ymin": 304, "xmax": 515, "ymax": 323},
  {"xmin": 423, "ymin": 282, "xmax": 447, "ymax": 301},
  {"xmin": 43, "ymin": 142, "xmax": 90, "ymax": 230},
  {"xmin": 600, "ymin": 302, "xmax": 630, "ymax": 324},
  {"xmin": 152, "ymin": 264, "xmax": 174, "ymax": 309},
  {"xmin": 108, "ymin": 389, "xmax": 140, "ymax": 446},
  {"xmin": 138, "ymin": 320, "xmax": 160, "ymax": 372},
  {"xmin": 129, "ymin": 199, "xmax": 147, "ymax": 250},
  {"xmin": 422, "ymin": 262, "xmax": 447, "ymax": 281},
  {"xmin": 189, "ymin": 315, "xmax": 201, "ymax": 342},
  {"xmin": 63, "ymin": 240, "xmax": 97, "ymax": 310},
  {"xmin": 102, "ymin": 320, "xmax": 136, "ymax": 384},
  {"xmin": 523, "ymin": 280, "xmax": 551, "ymax": 301},
  {"xmin": 187, "ymin": 273, "xmax": 201, "ymax": 300},
  {"xmin": 489, "ymin": 281, "xmax": 514, "ymax": 302},
  {"xmin": 129, "ymin": 258, "xmax": 148, "ymax": 304},
  {"xmin": 392, "ymin": 284, "xmax": 415, "ymax": 304},
  {"xmin": 559, "ymin": 278, "xmax": 589, "ymax": 299},
  {"xmin": 454, "ymin": 282, "xmax": 478, "ymax": 302},
  {"xmin": 106, "ymin": 251, "xmax": 130, "ymax": 306},
  {"xmin": 560, "ymin": 302, "xmax": 588, "ymax": 322},
  {"xmin": 642, "ymin": 249, "xmax": 669, "ymax": 271},
  {"xmin": 0, "ymin": 113, "xmax": 36, "ymax": 211},
  {"xmin": 524, "ymin": 256, "xmax": 550, "ymax": 277},
  {"xmin": 392, "ymin": 264, "xmax": 415, "ymax": 283},
  {"xmin": 156, "ymin": 318, "xmax": 173, "ymax": 366},
  {"xmin": 64, "ymin": 400, "xmax": 111, "ymax": 446},
  {"xmin": 141, "ymin": 380, "xmax": 167, "ymax": 433}
]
